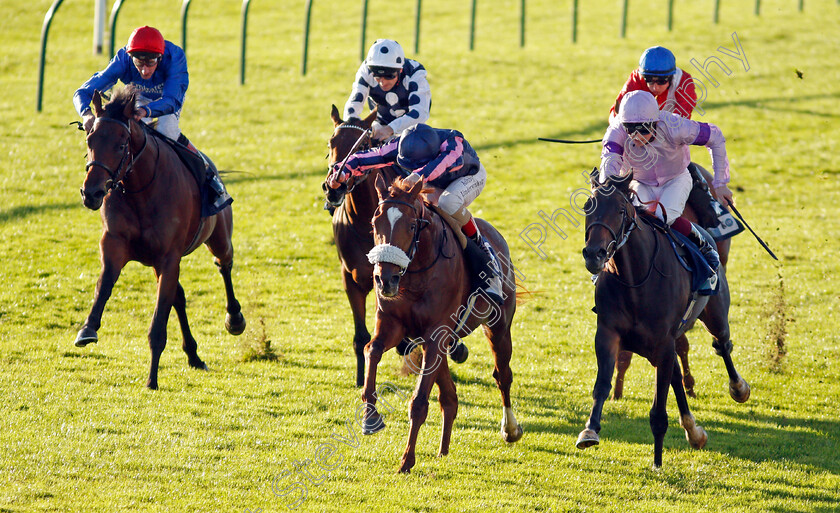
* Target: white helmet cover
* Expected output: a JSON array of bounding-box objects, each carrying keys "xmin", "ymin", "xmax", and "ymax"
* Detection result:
[
  {"xmin": 618, "ymin": 90, "xmax": 660, "ymax": 123},
  {"xmin": 365, "ymin": 39, "xmax": 405, "ymax": 69}
]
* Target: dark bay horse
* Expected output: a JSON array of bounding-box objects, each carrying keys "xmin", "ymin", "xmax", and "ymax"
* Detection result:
[
  {"xmin": 323, "ymin": 105, "xmax": 402, "ymax": 387},
  {"xmin": 612, "ymin": 163, "xmax": 733, "ymax": 400},
  {"xmin": 76, "ymin": 87, "xmax": 246, "ymax": 390},
  {"xmin": 362, "ymin": 175, "xmax": 523, "ymax": 473},
  {"xmin": 578, "ymin": 174, "xmax": 749, "ymax": 467}
]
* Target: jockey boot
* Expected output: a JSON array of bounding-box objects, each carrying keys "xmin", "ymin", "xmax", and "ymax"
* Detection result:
[
  {"xmin": 687, "ymin": 224, "xmax": 720, "ymax": 272},
  {"xmin": 182, "ymin": 137, "xmax": 232, "ymax": 211},
  {"xmin": 469, "ymin": 231, "xmax": 505, "ymax": 305}
]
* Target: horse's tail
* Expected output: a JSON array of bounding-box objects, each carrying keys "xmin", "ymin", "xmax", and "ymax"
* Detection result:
[{"xmin": 513, "ymin": 278, "xmax": 539, "ymax": 306}]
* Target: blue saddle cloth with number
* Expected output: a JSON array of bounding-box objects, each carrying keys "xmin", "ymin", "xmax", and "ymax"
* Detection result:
[{"xmin": 666, "ymin": 229, "xmax": 719, "ymax": 296}]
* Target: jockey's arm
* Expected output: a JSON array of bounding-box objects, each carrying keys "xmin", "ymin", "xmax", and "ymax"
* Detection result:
[
  {"xmin": 143, "ymin": 46, "xmax": 188, "ymax": 118},
  {"xmin": 387, "ymin": 68, "xmax": 431, "ymax": 135},
  {"xmin": 73, "ymin": 50, "xmax": 130, "ymax": 117},
  {"xmin": 684, "ymin": 120, "xmax": 734, "ymax": 207},
  {"xmin": 599, "ymin": 126, "xmax": 627, "ymax": 183}
]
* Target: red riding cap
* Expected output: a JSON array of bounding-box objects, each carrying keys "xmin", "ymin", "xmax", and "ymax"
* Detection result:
[{"xmin": 126, "ymin": 26, "xmax": 165, "ymax": 55}]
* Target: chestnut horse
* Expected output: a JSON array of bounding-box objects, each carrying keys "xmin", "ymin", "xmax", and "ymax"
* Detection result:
[
  {"xmin": 612, "ymin": 163, "xmax": 733, "ymax": 400},
  {"xmin": 362, "ymin": 175, "xmax": 523, "ymax": 473},
  {"xmin": 75, "ymin": 87, "xmax": 246, "ymax": 390},
  {"xmin": 578, "ymin": 174, "xmax": 749, "ymax": 467}
]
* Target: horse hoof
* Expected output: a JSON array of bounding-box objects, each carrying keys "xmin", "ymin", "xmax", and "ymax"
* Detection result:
[
  {"xmin": 686, "ymin": 427, "xmax": 708, "ymax": 449},
  {"xmin": 576, "ymin": 429, "xmax": 600, "ymax": 449},
  {"xmin": 502, "ymin": 424, "xmax": 524, "ymax": 443},
  {"xmin": 190, "ymin": 359, "xmax": 208, "ymax": 370},
  {"xmin": 450, "ymin": 342, "xmax": 469, "ymax": 364},
  {"xmin": 74, "ymin": 326, "xmax": 98, "ymax": 347},
  {"xmin": 361, "ymin": 416, "xmax": 386, "ymax": 435},
  {"xmin": 225, "ymin": 312, "xmax": 246, "ymax": 335},
  {"xmin": 729, "ymin": 377, "xmax": 751, "ymax": 403}
]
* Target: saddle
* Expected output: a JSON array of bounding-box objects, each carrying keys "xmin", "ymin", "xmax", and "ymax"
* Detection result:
[{"xmin": 638, "ymin": 213, "xmax": 718, "ymax": 296}]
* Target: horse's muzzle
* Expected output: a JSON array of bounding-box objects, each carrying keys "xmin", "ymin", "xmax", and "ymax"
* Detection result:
[
  {"xmin": 374, "ymin": 268, "xmax": 401, "ymax": 297},
  {"xmin": 80, "ymin": 185, "xmax": 105, "ymax": 210},
  {"xmin": 582, "ymin": 245, "xmax": 607, "ymax": 275}
]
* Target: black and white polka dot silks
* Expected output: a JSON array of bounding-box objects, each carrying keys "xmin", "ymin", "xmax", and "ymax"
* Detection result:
[{"xmin": 343, "ymin": 59, "xmax": 431, "ymax": 136}]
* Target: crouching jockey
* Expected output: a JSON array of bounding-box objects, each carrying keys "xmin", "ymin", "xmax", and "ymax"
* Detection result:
[
  {"xmin": 73, "ymin": 25, "xmax": 230, "ymax": 211},
  {"xmin": 327, "ymin": 123, "xmax": 505, "ymax": 304},
  {"xmin": 600, "ymin": 90, "xmax": 734, "ymax": 273}
]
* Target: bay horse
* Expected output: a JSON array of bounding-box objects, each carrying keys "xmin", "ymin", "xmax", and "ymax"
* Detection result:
[
  {"xmin": 612, "ymin": 163, "xmax": 733, "ymax": 400},
  {"xmin": 578, "ymin": 174, "xmax": 749, "ymax": 467},
  {"xmin": 362, "ymin": 175, "xmax": 523, "ymax": 473},
  {"xmin": 76, "ymin": 87, "xmax": 246, "ymax": 390},
  {"xmin": 324, "ymin": 106, "xmax": 462, "ymax": 387}
]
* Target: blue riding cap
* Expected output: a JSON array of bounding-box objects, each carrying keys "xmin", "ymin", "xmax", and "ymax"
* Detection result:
[
  {"xmin": 397, "ymin": 124, "xmax": 440, "ymax": 171},
  {"xmin": 639, "ymin": 46, "xmax": 676, "ymax": 77}
]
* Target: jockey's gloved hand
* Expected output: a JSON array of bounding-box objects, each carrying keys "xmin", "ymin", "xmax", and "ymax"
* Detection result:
[
  {"xmin": 715, "ymin": 185, "xmax": 734, "ymax": 209},
  {"xmin": 82, "ymin": 111, "xmax": 95, "ymax": 133},
  {"xmin": 372, "ymin": 124, "xmax": 394, "ymax": 141}
]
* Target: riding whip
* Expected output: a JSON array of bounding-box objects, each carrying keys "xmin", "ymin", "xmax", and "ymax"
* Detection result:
[
  {"xmin": 538, "ymin": 137, "xmax": 601, "ymax": 144},
  {"xmin": 333, "ymin": 129, "xmax": 371, "ymax": 179},
  {"xmin": 726, "ymin": 201, "xmax": 778, "ymax": 260}
]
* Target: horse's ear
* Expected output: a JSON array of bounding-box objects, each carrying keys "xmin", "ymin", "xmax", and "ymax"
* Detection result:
[
  {"xmin": 122, "ymin": 92, "xmax": 136, "ymax": 120},
  {"xmin": 407, "ymin": 177, "xmax": 424, "ymax": 198},
  {"xmin": 374, "ymin": 173, "xmax": 389, "ymax": 199},
  {"xmin": 362, "ymin": 107, "xmax": 378, "ymax": 129},
  {"xmin": 330, "ymin": 104, "xmax": 342, "ymax": 126},
  {"xmin": 91, "ymin": 90, "xmax": 104, "ymax": 117}
]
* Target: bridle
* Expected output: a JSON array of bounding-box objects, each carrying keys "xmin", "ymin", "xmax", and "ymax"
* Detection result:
[
  {"xmin": 585, "ymin": 187, "xmax": 638, "ymax": 262},
  {"xmin": 368, "ymin": 198, "xmax": 434, "ymax": 276},
  {"xmin": 85, "ymin": 117, "xmax": 149, "ymax": 194}
]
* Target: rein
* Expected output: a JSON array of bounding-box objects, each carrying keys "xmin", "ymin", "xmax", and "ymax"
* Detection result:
[{"xmin": 85, "ymin": 118, "xmax": 151, "ymax": 194}]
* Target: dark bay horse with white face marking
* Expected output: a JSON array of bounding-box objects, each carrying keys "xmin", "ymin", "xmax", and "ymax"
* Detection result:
[
  {"xmin": 323, "ymin": 105, "xmax": 402, "ymax": 387},
  {"xmin": 363, "ymin": 175, "xmax": 523, "ymax": 473},
  {"xmin": 612, "ymin": 163, "xmax": 734, "ymax": 400},
  {"xmin": 76, "ymin": 87, "xmax": 245, "ymax": 389},
  {"xmin": 578, "ymin": 174, "xmax": 749, "ymax": 467}
]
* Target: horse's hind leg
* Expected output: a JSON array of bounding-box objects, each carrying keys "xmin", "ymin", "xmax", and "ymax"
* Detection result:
[
  {"xmin": 612, "ymin": 350, "xmax": 633, "ymax": 400},
  {"xmin": 173, "ymin": 282, "xmax": 207, "ymax": 370},
  {"xmin": 485, "ymin": 324, "xmax": 523, "ymax": 443},
  {"xmin": 671, "ymin": 358, "xmax": 707, "ymax": 450},
  {"xmin": 207, "ymin": 211, "xmax": 245, "ymax": 335},
  {"xmin": 435, "ymin": 357, "xmax": 458, "ymax": 458},
  {"xmin": 699, "ymin": 273, "xmax": 750, "ymax": 403},
  {"xmin": 75, "ymin": 235, "xmax": 129, "ymax": 347},
  {"xmin": 675, "ymin": 333, "xmax": 696, "ymax": 398}
]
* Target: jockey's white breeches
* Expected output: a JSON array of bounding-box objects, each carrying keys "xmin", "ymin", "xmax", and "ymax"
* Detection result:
[
  {"xmin": 438, "ymin": 164, "xmax": 487, "ymax": 218},
  {"xmin": 136, "ymin": 95, "xmax": 182, "ymax": 140},
  {"xmin": 631, "ymin": 171, "xmax": 692, "ymax": 225}
]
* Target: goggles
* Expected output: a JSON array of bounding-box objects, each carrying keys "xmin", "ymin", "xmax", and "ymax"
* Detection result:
[
  {"xmin": 622, "ymin": 122, "xmax": 657, "ymax": 136},
  {"xmin": 130, "ymin": 53, "xmax": 161, "ymax": 67},
  {"xmin": 642, "ymin": 75, "xmax": 671, "ymax": 86},
  {"xmin": 369, "ymin": 67, "xmax": 400, "ymax": 79}
]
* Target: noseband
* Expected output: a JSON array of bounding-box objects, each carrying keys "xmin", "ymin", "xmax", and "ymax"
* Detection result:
[
  {"xmin": 85, "ymin": 117, "xmax": 148, "ymax": 194},
  {"xmin": 585, "ymin": 189, "xmax": 638, "ymax": 261},
  {"xmin": 367, "ymin": 198, "xmax": 430, "ymax": 276}
]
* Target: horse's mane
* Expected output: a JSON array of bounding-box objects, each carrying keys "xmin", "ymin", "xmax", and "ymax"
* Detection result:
[
  {"xmin": 389, "ymin": 177, "xmax": 435, "ymax": 198},
  {"xmin": 103, "ymin": 86, "xmax": 137, "ymax": 121}
]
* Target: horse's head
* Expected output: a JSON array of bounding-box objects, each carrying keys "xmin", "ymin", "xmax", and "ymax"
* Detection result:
[
  {"xmin": 582, "ymin": 172, "xmax": 637, "ymax": 274},
  {"xmin": 322, "ymin": 105, "xmax": 377, "ymax": 207},
  {"xmin": 368, "ymin": 174, "xmax": 428, "ymax": 297},
  {"xmin": 81, "ymin": 88, "xmax": 144, "ymax": 210}
]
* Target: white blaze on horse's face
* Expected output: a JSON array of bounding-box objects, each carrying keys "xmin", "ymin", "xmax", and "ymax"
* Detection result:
[{"xmin": 386, "ymin": 206, "xmax": 403, "ymax": 233}]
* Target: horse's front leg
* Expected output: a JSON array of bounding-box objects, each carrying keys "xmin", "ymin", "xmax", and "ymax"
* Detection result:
[
  {"xmin": 361, "ymin": 317, "xmax": 404, "ymax": 434},
  {"xmin": 173, "ymin": 282, "xmax": 206, "ymax": 370},
  {"xmin": 343, "ymin": 269, "xmax": 372, "ymax": 387},
  {"xmin": 399, "ymin": 340, "xmax": 445, "ymax": 473},
  {"xmin": 146, "ymin": 257, "xmax": 181, "ymax": 390},
  {"xmin": 577, "ymin": 324, "xmax": 619, "ymax": 449},
  {"xmin": 675, "ymin": 333, "xmax": 696, "ymax": 398},
  {"xmin": 651, "ymin": 347, "xmax": 676, "ymax": 468},
  {"xmin": 435, "ymin": 357, "xmax": 458, "ymax": 459},
  {"xmin": 75, "ymin": 234, "xmax": 129, "ymax": 347}
]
